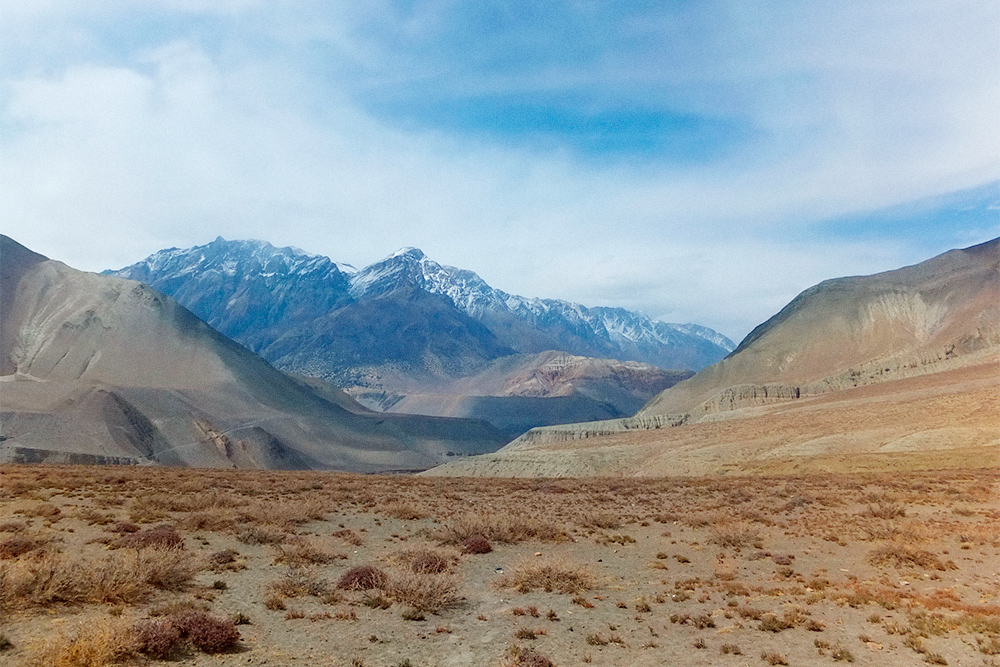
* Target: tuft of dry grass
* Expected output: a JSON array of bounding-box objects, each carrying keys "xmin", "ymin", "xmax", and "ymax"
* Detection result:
[
  {"xmin": 382, "ymin": 570, "xmax": 462, "ymax": 613},
  {"xmin": 337, "ymin": 565, "xmax": 388, "ymax": 591},
  {"xmin": 272, "ymin": 539, "xmax": 345, "ymax": 567},
  {"xmin": 109, "ymin": 525, "xmax": 183, "ymax": 550},
  {"xmin": 866, "ymin": 544, "xmax": 955, "ymax": 571},
  {"xmin": 709, "ymin": 523, "xmax": 763, "ymax": 549},
  {"xmin": 23, "ymin": 617, "xmax": 138, "ymax": 667},
  {"xmin": 436, "ymin": 513, "xmax": 565, "ymax": 546},
  {"xmin": 0, "ymin": 534, "xmax": 46, "ymax": 559},
  {"xmin": 1, "ymin": 549, "xmax": 203, "ymax": 610},
  {"xmin": 460, "ymin": 535, "xmax": 493, "ymax": 554},
  {"xmin": 498, "ymin": 644, "xmax": 556, "ymax": 667},
  {"xmin": 495, "ymin": 556, "xmax": 598, "ymax": 595},
  {"xmin": 386, "ymin": 549, "xmax": 455, "ymax": 574}
]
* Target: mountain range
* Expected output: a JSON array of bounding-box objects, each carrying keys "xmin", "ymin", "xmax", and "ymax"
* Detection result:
[
  {"xmin": 109, "ymin": 238, "xmax": 732, "ymax": 434},
  {"xmin": 0, "ymin": 235, "xmax": 505, "ymax": 470},
  {"xmin": 432, "ymin": 237, "xmax": 1000, "ymax": 477}
]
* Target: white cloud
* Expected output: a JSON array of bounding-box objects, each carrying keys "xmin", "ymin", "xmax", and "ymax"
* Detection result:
[{"xmin": 0, "ymin": 2, "xmax": 997, "ymax": 340}]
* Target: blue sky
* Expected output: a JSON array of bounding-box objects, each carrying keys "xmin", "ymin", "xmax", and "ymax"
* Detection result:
[{"xmin": 1, "ymin": 1, "xmax": 997, "ymax": 340}]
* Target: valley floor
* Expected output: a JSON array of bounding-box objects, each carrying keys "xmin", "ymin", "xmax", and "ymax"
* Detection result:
[{"xmin": 0, "ymin": 465, "xmax": 998, "ymax": 667}]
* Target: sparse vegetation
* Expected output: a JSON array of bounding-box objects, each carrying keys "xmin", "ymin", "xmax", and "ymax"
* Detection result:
[{"xmin": 0, "ymin": 465, "xmax": 995, "ymax": 666}]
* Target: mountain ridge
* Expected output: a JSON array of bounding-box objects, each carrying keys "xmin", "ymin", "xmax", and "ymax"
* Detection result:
[
  {"xmin": 428, "ymin": 237, "xmax": 1000, "ymax": 477},
  {"xmin": 0, "ymin": 234, "xmax": 506, "ymax": 471},
  {"xmin": 111, "ymin": 238, "xmax": 735, "ymax": 375}
]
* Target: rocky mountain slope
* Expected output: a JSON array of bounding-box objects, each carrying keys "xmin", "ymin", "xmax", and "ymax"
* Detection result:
[
  {"xmin": 640, "ymin": 236, "xmax": 999, "ymax": 418},
  {"xmin": 373, "ymin": 351, "xmax": 693, "ymax": 439},
  {"xmin": 110, "ymin": 238, "xmax": 734, "ymax": 383},
  {"xmin": 0, "ymin": 235, "xmax": 505, "ymax": 470},
  {"xmin": 430, "ymin": 238, "xmax": 1000, "ymax": 476},
  {"xmin": 108, "ymin": 238, "xmax": 732, "ymax": 436}
]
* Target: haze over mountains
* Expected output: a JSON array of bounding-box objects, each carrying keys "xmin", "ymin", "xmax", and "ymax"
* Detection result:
[
  {"xmin": 433, "ymin": 238, "xmax": 1000, "ymax": 477},
  {"xmin": 0, "ymin": 235, "xmax": 505, "ymax": 470},
  {"xmin": 109, "ymin": 238, "xmax": 731, "ymax": 433}
]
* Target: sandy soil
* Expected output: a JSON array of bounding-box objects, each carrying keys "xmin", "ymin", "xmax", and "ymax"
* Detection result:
[{"xmin": 1, "ymin": 466, "xmax": 998, "ymax": 667}]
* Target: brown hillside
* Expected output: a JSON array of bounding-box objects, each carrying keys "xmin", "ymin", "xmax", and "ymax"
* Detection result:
[{"xmin": 0, "ymin": 235, "xmax": 505, "ymax": 470}]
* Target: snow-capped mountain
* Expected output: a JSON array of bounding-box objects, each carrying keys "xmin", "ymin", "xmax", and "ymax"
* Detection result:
[
  {"xmin": 110, "ymin": 239, "xmax": 735, "ymax": 385},
  {"xmin": 348, "ymin": 246, "xmax": 735, "ymax": 369},
  {"xmin": 107, "ymin": 237, "xmax": 354, "ymax": 348}
]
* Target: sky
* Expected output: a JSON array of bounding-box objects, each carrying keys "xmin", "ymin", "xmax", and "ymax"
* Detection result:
[{"xmin": 1, "ymin": 1, "xmax": 998, "ymax": 341}]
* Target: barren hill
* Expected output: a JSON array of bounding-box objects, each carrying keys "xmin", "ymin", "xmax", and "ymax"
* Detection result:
[
  {"xmin": 641, "ymin": 237, "xmax": 999, "ymax": 418},
  {"xmin": 430, "ymin": 238, "xmax": 1000, "ymax": 477},
  {"xmin": 373, "ymin": 351, "xmax": 692, "ymax": 439},
  {"xmin": 0, "ymin": 235, "xmax": 505, "ymax": 470}
]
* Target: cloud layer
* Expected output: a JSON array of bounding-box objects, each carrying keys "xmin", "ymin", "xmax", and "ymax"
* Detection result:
[{"xmin": 1, "ymin": 1, "xmax": 998, "ymax": 339}]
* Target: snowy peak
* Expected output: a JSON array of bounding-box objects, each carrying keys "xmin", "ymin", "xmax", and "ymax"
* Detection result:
[
  {"xmin": 112, "ymin": 237, "xmax": 350, "ymax": 286},
  {"xmin": 346, "ymin": 248, "xmax": 736, "ymax": 366},
  {"xmin": 110, "ymin": 239, "xmax": 736, "ymax": 372}
]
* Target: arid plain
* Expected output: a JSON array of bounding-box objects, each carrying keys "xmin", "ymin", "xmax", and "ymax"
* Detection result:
[{"xmin": 1, "ymin": 465, "xmax": 998, "ymax": 667}]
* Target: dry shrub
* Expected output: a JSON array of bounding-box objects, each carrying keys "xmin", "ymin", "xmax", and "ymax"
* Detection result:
[
  {"xmin": 388, "ymin": 549, "xmax": 454, "ymax": 574},
  {"xmin": 242, "ymin": 497, "xmax": 327, "ymax": 526},
  {"xmin": 236, "ymin": 526, "xmax": 286, "ymax": 545},
  {"xmin": 267, "ymin": 570, "xmax": 329, "ymax": 599},
  {"xmin": 579, "ymin": 511, "xmax": 621, "ymax": 530},
  {"xmin": 110, "ymin": 525, "xmax": 183, "ymax": 550},
  {"xmin": 380, "ymin": 500, "xmax": 428, "ymax": 521},
  {"xmin": 23, "ymin": 617, "xmax": 138, "ymax": 667},
  {"xmin": 867, "ymin": 545, "xmax": 954, "ymax": 571},
  {"xmin": 866, "ymin": 499, "xmax": 906, "ymax": 519},
  {"xmin": 436, "ymin": 513, "xmax": 564, "ymax": 545},
  {"xmin": 331, "ymin": 529, "xmax": 364, "ymax": 546},
  {"xmin": 0, "ymin": 521, "xmax": 26, "ymax": 533},
  {"xmin": 22, "ymin": 503, "xmax": 61, "ymax": 519},
  {"xmin": 495, "ymin": 556, "xmax": 597, "ymax": 595},
  {"xmin": 461, "ymin": 535, "xmax": 493, "ymax": 555},
  {"xmin": 499, "ymin": 645, "xmax": 556, "ymax": 667},
  {"xmin": 382, "ymin": 570, "xmax": 462, "ymax": 613},
  {"xmin": 337, "ymin": 565, "xmax": 388, "ymax": 591},
  {"xmin": 180, "ymin": 511, "xmax": 237, "ymax": 532},
  {"xmin": 272, "ymin": 540, "xmax": 344, "ymax": 567},
  {"xmin": 132, "ymin": 619, "xmax": 182, "ymax": 659},
  {"xmin": 709, "ymin": 523, "xmax": 763, "ymax": 549},
  {"xmin": 0, "ymin": 535, "xmax": 44, "ymax": 559},
  {"xmin": 1, "ymin": 549, "xmax": 202, "ymax": 609},
  {"xmin": 172, "ymin": 612, "xmax": 240, "ymax": 653}
]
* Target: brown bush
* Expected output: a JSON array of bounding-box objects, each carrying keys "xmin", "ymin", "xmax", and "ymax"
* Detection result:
[
  {"xmin": 867, "ymin": 545, "xmax": 953, "ymax": 571},
  {"xmin": 22, "ymin": 617, "xmax": 138, "ymax": 667},
  {"xmin": 495, "ymin": 556, "xmax": 597, "ymax": 595},
  {"xmin": 710, "ymin": 523, "xmax": 763, "ymax": 549},
  {"xmin": 111, "ymin": 525, "xmax": 183, "ymax": 550},
  {"xmin": 460, "ymin": 535, "xmax": 493, "ymax": 554},
  {"xmin": 436, "ymin": 513, "xmax": 565, "ymax": 545},
  {"xmin": 267, "ymin": 569, "xmax": 329, "ymax": 599},
  {"xmin": 236, "ymin": 526, "xmax": 286, "ymax": 545},
  {"xmin": 499, "ymin": 645, "xmax": 556, "ymax": 667},
  {"xmin": 173, "ymin": 612, "xmax": 240, "ymax": 653},
  {"xmin": 272, "ymin": 540, "xmax": 344, "ymax": 567},
  {"xmin": 382, "ymin": 571, "xmax": 462, "ymax": 613},
  {"xmin": 1, "ymin": 549, "xmax": 202, "ymax": 610},
  {"xmin": 0, "ymin": 535, "xmax": 43, "ymax": 559},
  {"xmin": 133, "ymin": 618, "xmax": 182, "ymax": 659},
  {"xmin": 389, "ymin": 549, "xmax": 454, "ymax": 574},
  {"xmin": 107, "ymin": 522, "xmax": 139, "ymax": 534},
  {"xmin": 337, "ymin": 565, "xmax": 388, "ymax": 591}
]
